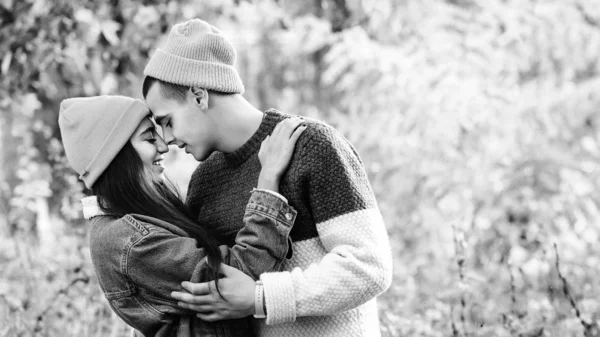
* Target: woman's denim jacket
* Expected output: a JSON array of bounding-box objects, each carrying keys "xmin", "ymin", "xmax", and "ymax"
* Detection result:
[{"xmin": 82, "ymin": 190, "xmax": 297, "ymax": 337}]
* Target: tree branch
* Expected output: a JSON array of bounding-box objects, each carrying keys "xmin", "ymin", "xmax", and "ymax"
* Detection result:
[
  {"xmin": 553, "ymin": 243, "xmax": 598, "ymax": 336},
  {"xmin": 33, "ymin": 275, "xmax": 90, "ymax": 334}
]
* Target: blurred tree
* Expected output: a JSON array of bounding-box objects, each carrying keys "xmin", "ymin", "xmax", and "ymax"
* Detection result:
[{"xmin": 2, "ymin": 0, "xmax": 600, "ymax": 336}]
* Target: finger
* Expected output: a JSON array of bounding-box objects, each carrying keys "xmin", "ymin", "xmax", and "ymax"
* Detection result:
[
  {"xmin": 284, "ymin": 118, "xmax": 304, "ymax": 138},
  {"xmin": 171, "ymin": 291, "xmax": 214, "ymax": 305},
  {"xmin": 177, "ymin": 302, "xmax": 214, "ymax": 313},
  {"xmin": 284, "ymin": 117, "xmax": 303, "ymax": 130},
  {"xmin": 273, "ymin": 117, "xmax": 301, "ymax": 138},
  {"xmin": 271, "ymin": 121, "xmax": 285, "ymax": 138},
  {"xmin": 289, "ymin": 125, "xmax": 307, "ymax": 144},
  {"xmin": 181, "ymin": 281, "xmax": 211, "ymax": 295},
  {"xmin": 197, "ymin": 312, "xmax": 223, "ymax": 322},
  {"xmin": 275, "ymin": 118, "xmax": 302, "ymax": 140},
  {"xmin": 218, "ymin": 263, "xmax": 240, "ymax": 276}
]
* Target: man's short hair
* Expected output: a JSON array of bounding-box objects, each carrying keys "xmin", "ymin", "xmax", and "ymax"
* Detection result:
[{"xmin": 142, "ymin": 76, "xmax": 231, "ymax": 103}]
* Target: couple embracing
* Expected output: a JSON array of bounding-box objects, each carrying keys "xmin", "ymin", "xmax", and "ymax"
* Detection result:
[{"xmin": 58, "ymin": 18, "xmax": 392, "ymax": 337}]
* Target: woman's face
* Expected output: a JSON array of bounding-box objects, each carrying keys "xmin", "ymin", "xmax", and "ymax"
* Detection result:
[{"xmin": 130, "ymin": 117, "xmax": 169, "ymax": 181}]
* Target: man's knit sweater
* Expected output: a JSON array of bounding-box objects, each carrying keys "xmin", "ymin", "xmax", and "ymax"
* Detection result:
[{"xmin": 187, "ymin": 109, "xmax": 393, "ymax": 337}]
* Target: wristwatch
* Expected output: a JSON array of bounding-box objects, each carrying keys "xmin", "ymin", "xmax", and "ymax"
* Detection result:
[{"xmin": 253, "ymin": 280, "xmax": 266, "ymax": 319}]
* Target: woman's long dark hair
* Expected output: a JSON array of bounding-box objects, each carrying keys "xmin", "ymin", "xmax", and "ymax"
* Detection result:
[{"xmin": 91, "ymin": 141, "xmax": 223, "ymax": 285}]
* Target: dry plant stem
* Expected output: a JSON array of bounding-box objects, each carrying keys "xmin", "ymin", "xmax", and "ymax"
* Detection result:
[
  {"xmin": 33, "ymin": 275, "xmax": 90, "ymax": 334},
  {"xmin": 517, "ymin": 266, "xmax": 529, "ymax": 288},
  {"xmin": 553, "ymin": 243, "xmax": 596, "ymax": 334},
  {"xmin": 0, "ymin": 294, "xmax": 34, "ymax": 335},
  {"xmin": 451, "ymin": 305, "xmax": 460, "ymax": 337},
  {"xmin": 576, "ymin": 3, "xmax": 600, "ymax": 27},
  {"xmin": 508, "ymin": 263, "xmax": 517, "ymax": 316},
  {"xmin": 452, "ymin": 223, "xmax": 468, "ymax": 336}
]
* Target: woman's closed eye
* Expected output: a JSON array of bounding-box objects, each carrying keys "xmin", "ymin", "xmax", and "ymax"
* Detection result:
[{"xmin": 147, "ymin": 130, "xmax": 160, "ymax": 143}]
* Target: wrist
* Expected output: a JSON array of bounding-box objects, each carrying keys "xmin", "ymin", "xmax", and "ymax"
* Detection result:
[{"xmin": 257, "ymin": 172, "xmax": 280, "ymax": 192}]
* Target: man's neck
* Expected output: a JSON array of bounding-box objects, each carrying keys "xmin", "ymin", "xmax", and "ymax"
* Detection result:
[{"xmin": 212, "ymin": 95, "xmax": 265, "ymax": 154}]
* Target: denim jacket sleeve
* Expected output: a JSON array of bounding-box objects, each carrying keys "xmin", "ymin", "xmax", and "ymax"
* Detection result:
[
  {"xmin": 124, "ymin": 190, "xmax": 296, "ymax": 317},
  {"xmin": 226, "ymin": 189, "xmax": 296, "ymax": 279}
]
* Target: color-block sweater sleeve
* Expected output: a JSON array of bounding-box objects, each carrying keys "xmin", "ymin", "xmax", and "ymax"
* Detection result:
[{"xmin": 259, "ymin": 124, "xmax": 393, "ymax": 325}]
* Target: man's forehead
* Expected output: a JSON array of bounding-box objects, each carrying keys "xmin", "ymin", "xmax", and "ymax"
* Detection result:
[
  {"xmin": 151, "ymin": 112, "xmax": 168, "ymax": 123},
  {"xmin": 147, "ymin": 98, "xmax": 173, "ymax": 117}
]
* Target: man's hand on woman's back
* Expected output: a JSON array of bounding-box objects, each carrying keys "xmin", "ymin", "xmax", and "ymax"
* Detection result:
[{"xmin": 171, "ymin": 263, "xmax": 256, "ymax": 321}]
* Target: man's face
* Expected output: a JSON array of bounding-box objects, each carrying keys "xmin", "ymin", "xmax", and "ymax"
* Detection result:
[{"xmin": 145, "ymin": 83, "xmax": 216, "ymax": 161}]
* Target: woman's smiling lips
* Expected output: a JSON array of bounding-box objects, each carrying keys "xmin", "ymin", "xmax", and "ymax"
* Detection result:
[{"xmin": 152, "ymin": 158, "xmax": 165, "ymax": 172}]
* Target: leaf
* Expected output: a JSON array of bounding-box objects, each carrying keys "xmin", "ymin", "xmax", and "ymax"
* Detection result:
[
  {"xmin": 101, "ymin": 20, "xmax": 121, "ymax": 46},
  {"xmin": 30, "ymin": 0, "xmax": 49, "ymax": 18},
  {"xmin": 100, "ymin": 73, "xmax": 118, "ymax": 95},
  {"xmin": 0, "ymin": 51, "xmax": 11, "ymax": 75},
  {"xmin": 20, "ymin": 93, "xmax": 41, "ymax": 117},
  {"xmin": 133, "ymin": 6, "xmax": 160, "ymax": 27},
  {"xmin": 299, "ymin": 16, "xmax": 332, "ymax": 54},
  {"xmin": 74, "ymin": 8, "xmax": 101, "ymax": 45},
  {"xmin": 73, "ymin": 8, "xmax": 94, "ymax": 25}
]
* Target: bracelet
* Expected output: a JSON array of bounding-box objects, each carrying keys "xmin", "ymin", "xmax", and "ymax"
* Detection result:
[{"xmin": 253, "ymin": 280, "xmax": 266, "ymax": 319}]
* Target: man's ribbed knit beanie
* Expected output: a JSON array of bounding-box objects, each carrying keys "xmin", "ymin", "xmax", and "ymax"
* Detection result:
[
  {"xmin": 143, "ymin": 19, "xmax": 245, "ymax": 94},
  {"xmin": 58, "ymin": 96, "xmax": 149, "ymax": 189}
]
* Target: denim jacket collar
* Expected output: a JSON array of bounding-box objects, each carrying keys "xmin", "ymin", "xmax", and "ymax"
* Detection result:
[{"xmin": 82, "ymin": 196, "xmax": 105, "ymax": 219}]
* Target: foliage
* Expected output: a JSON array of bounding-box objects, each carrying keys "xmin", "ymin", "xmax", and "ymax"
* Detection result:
[{"xmin": 1, "ymin": 0, "xmax": 600, "ymax": 336}]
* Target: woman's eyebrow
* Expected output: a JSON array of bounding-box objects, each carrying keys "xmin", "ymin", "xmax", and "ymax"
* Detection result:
[{"xmin": 139, "ymin": 126, "xmax": 155, "ymax": 137}]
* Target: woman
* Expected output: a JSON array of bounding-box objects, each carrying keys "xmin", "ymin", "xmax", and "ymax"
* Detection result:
[{"xmin": 58, "ymin": 95, "xmax": 306, "ymax": 337}]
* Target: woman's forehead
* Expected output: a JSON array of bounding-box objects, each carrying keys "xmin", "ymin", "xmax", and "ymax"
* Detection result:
[{"xmin": 134, "ymin": 117, "xmax": 155, "ymax": 135}]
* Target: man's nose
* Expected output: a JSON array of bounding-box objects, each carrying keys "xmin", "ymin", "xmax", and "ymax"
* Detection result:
[
  {"xmin": 163, "ymin": 129, "xmax": 185, "ymax": 148},
  {"xmin": 162, "ymin": 128, "xmax": 176, "ymax": 145}
]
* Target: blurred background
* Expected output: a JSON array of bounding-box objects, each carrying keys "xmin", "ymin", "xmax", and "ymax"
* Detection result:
[{"xmin": 1, "ymin": 0, "xmax": 600, "ymax": 336}]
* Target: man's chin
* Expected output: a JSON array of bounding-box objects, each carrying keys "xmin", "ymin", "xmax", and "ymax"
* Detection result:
[
  {"xmin": 190, "ymin": 151, "xmax": 203, "ymax": 162},
  {"xmin": 192, "ymin": 150, "xmax": 213, "ymax": 162}
]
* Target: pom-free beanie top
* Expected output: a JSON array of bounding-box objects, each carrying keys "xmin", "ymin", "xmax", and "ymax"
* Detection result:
[
  {"xmin": 58, "ymin": 96, "xmax": 149, "ymax": 188},
  {"xmin": 144, "ymin": 18, "xmax": 245, "ymax": 94}
]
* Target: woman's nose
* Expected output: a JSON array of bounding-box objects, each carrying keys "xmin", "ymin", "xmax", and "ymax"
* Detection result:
[{"xmin": 156, "ymin": 136, "xmax": 169, "ymax": 154}]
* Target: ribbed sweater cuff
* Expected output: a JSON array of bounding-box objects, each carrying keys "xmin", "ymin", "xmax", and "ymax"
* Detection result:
[{"xmin": 260, "ymin": 271, "xmax": 296, "ymax": 325}]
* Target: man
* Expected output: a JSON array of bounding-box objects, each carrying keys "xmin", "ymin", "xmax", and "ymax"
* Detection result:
[{"xmin": 142, "ymin": 18, "xmax": 392, "ymax": 337}]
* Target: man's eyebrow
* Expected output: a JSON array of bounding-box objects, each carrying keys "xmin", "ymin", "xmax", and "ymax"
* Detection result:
[{"xmin": 154, "ymin": 115, "xmax": 166, "ymax": 125}]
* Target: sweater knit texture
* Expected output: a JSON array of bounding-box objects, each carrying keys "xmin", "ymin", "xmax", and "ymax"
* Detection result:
[{"xmin": 187, "ymin": 109, "xmax": 393, "ymax": 337}]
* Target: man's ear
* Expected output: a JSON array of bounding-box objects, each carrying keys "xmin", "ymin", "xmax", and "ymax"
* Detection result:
[{"xmin": 189, "ymin": 87, "xmax": 209, "ymax": 111}]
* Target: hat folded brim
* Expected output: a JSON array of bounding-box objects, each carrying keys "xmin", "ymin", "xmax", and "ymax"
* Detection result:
[{"xmin": 143, "ymin": 50, "xmax": 245, "ymax": 94}]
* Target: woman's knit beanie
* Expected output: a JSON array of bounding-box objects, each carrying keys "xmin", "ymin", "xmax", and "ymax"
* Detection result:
[
  {"xmin": 58, "ymin": 96, "xmax": 149, "ymax": 189},
  {"xmin": 143, "ymin": 18, "xmax": 245, "ymax": 94}
]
